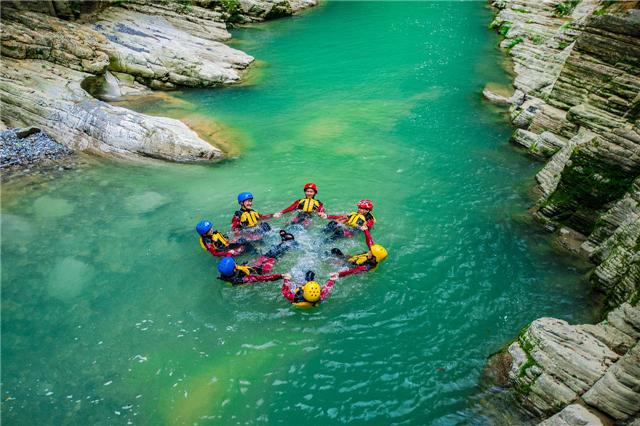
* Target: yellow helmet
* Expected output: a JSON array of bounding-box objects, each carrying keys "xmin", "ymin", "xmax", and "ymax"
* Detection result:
[
  {"xmin": 371, "ymin": 245, "xmax": 387, "ymax": 263},
  {"xmin": 302, "ymin": 281, "xmax": 321, "ymax": 302}
]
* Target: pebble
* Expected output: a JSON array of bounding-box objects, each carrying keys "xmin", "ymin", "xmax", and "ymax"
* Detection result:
[{"xmin": 1, "ymin": 127, "xmax": 74, "ymax": 169}]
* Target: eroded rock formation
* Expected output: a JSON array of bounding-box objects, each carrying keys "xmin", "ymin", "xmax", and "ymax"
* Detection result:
[
  {"xmin": 484, "ymin": 0, "xmax": 640, "ymax": 423},
  {"xmin": 0, "ymin": 0, "xmax": 316, "ymax": 161}
]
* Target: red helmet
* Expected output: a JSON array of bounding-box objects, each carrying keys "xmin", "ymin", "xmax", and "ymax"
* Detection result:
[
  {"xmin": 357, "ymin": 199, "xmax": 373, "ymax": 210},
  {"xmin": 304, "ymin": 183, "xmax": 318, "ymax": 193}
]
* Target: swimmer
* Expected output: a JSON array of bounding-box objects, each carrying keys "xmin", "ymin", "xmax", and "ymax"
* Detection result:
[
  {"xmin": 273, "ymin": 183, "xmax": 326, "ymax": 227},
  {"xmin": 323, "ymin": 199, "xmax": 376, "ymax": 241},
  {"xmin": 281, "ymin": 271, "xmax": 340, "ymax": 308},
  {"xmin": 232, "ymin": 192, "xmax": 275, "ymax": 241},
  {"xmin": 330, "ymin": 227, "xmax": 387, "ymax": 277},
  {"xmin": 195, "ymin": 220, "xmax": 251, "ymax": 257}
]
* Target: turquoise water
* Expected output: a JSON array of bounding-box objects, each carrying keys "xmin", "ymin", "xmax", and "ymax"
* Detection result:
[{"xmin": 1, "ymin": 2, "xmax": 595, "ymax": 425}]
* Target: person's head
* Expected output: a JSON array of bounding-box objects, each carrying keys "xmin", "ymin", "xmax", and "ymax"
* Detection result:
[
  {"xmin": 303, "ymin": 183, "xmax": 317, "ymax": 199},
  {"xmin": 368, "ymin": 245, "xmax": 387, "ymax": 263},
  {"xmin": 302, "ymin": 281, "xmax": 321, "ymax": 302},
  {"xmin": 357, "ymin": 199, "xmax": 373, "ymax": 215},
  {"xmin": 238, "ymin": 192, "xmax": 254, "ymax": 210},
  {"xmin": 196, "ymin": 220, "xmax": 213, "ymax": 236},
  {"xmin": 218, "ymin": 256, "xmax": 236, "ymax": 276}
]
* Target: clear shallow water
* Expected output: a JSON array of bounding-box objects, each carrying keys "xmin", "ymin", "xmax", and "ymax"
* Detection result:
[{"xmin": 1, "ymin": 2, "xmax": 595, "ymax": 425}]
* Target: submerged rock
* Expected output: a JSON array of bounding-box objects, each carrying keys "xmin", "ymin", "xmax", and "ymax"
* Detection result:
[
  {"xmin": 47, "ymin": 258, "xmax": 96, "ymax": 300},
  {"xmin": 33, "ymin": 196, "xmax": 75, "ymax": 219}
]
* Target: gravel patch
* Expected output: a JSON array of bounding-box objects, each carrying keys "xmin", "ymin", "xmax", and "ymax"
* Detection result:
[{"xmin": 1, "ymin": 127, "xmax": 75, "ymax": 169}]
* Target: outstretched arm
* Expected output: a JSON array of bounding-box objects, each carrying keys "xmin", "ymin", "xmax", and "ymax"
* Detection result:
[
  {"xmin": 320, "ymin": 273, "xmax": 339, "ymax": 300},
  {"xmin": 205, "ymin": 244, "xmax": 241, "ymax": 257},
  {"xmin": 243, "ymin": 274, "xmax": 283, "ymax": 283},
  {"xmin": 276, "ymin": 200, "xmax": 299, "ymax": 217},
  {"xmin": 338, "ymin": 265, "xmax": 369, "ymax": 278},
  {"xmin": 364, "ymin": 228, "xmax": 374, "ymax": 249},
  {"xmin": 282, "ymin": 279, "xmax": 295, "ymax": 301}
]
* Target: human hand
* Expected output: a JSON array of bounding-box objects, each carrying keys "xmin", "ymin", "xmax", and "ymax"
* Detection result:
[
  {"xmin": 273, "ymin": 212, "xmax": 282, "ymax": 218},
  {"xmin": 330, "ymin": 273, "xmax": 339, "ymax": 280},
  {"xmin": 360, "ymin": 225, "xmax": 368, "ymax": 231},
  {"xmin": 283, "ymin": 273, "xmax": 292, "ymax": 280},
  {"xmin": 318, "ymin": 212, "xmax": 327, "ymax": 219}
]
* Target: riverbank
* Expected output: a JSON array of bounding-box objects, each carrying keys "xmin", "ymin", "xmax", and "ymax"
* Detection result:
[
  {"xmin": 0, "ymin": 0, "xmax": 316, "ymax": 162},
  {"xmin": 483, "ymin": 0, "xmax": 640, "ymax": 423}
]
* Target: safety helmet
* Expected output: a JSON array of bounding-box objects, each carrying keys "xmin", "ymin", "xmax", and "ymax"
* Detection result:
[
  {"xmin": 218, "ymin": 256, "xmax": 236, "ymax": 276},
  {"xmin": 302, "ymin": 281, "xmax": 321, "ymax": 302},
  {"xmin": 196, "ymin": 220, "xmax": 212, "ymax": 235},
  {"xmin": 370, "ymin": 245, "xmax": 387, "ymax": 263},
  {"xmin": 304, "ymin": 183, "xmax": 318, "ymax": 193},
  {"xmin": 357, "ymin": 199, "xmax": 373, "ymax": 210},
  {"xmin": 238, "ymin": 192, "xmax": 254, "ymax": 204}
]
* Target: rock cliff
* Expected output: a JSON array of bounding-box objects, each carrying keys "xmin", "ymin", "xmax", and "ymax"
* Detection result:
[
  {"xmin": 484, "ymin": 0, "xmax": 640, "ymax": 424},
  {"xmin": 0, "ymin": 0, "xmax": 315, "ymax": 161}
]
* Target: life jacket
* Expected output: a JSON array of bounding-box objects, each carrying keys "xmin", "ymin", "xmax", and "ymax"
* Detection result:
[
  {"xmin": 348, "ymin": 253, "xmax": 378, "ymax": 271},
  {"xmin": 200, "ymin": 231, "xmax": 229, "ymax": 250},
  {"xmin": 291, "ymin": 287, "xmax": 321, "ymax": 308},
  {"xmin": 345, "ymin": 211, "xmax": 376, "ymax": 228},
  {"xmin": 235, "ymin": 209, "xmax": 261, "ymax": 228},
  {"xmin": 218, "ymin": 265, "xmax": 257, "ymax": 286},
  {"xmin": 296, "ymin": 198, "xmax": 320, "ymax": 213}
]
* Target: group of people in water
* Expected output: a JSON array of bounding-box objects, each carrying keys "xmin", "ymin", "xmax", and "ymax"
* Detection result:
[{"xmin": 195, "ymin": 183, "xmax": 388, "ymax": 308}]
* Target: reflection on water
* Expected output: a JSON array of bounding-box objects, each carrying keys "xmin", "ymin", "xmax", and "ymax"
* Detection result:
[{"xmin": 2, "ymin": 2, "xmax": 596, "ymax": 425}]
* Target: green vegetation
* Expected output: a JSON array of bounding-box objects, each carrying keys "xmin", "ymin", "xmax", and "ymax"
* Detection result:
[
  {"xmin": 594, "ymin": 1, "xmax": 616, "ymax": 15},
  {"xmin": 213, "ymin": 0, "xmax": 244, "ymax": 23},
  {"xmin": 265, "ymin": 1, "xmax": 293, "ymax": 20},
  {"xmin": 499, "ymin": 25, "xmax": 512, "ymax": 36},
  {"xmin": 506, "ymin": 38, "xmax": 523, "ymax": 53},
  {"xmin": 555, "ymin": 0, "xmax": 579, "ymax": 16},
  {"xmin": 176, "ymin": 0, "xmax": 193, "ymax": 14},
  {"xmin": 541, "ymin": 149, "xmax": 640, "ymax": 235},
  {"xmin": 513, "ymin": 8, "xmax": 529, "ymax": 13},
  {"xmin": 531, "ymin": 35, "xmax": 546, "ymax": 45}
]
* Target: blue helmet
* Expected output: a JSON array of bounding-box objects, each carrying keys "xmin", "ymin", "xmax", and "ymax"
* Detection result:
[
  {"xmin": 218, "ymin": 256, "xmax": 236, "ymax": 276},
  {"xmin": 238, "ymin": 192, "xmax": 253, "ymax": 204},
  {"xmin": 196, "ymin": 221, "xmax": 212, "ymax": 235}
]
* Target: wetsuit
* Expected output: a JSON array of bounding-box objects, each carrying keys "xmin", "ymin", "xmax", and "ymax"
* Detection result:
[
  {"xmin": 231, "ymin": 208, "xmax": 274, "ymax": 241},
  {"xmin": 218, "ymin": 235, "xmax": 296, "ymax": 285},
  {"xmin": 200, "ymin": 231, "xmax": 249, "ymax": 257},
  {"xmin": 333, "ymin": 229, "xmax": 379, "ymax": 277},
  {"xmin": 324, "ymin": 211, "xmax": 376, "ymax": 240},
  {"xmin": 278, "ymin": 198, "xmax": 325, "ymax": 227},
  {"xmin": 281, "ymin": 279, "xmax": 335, "ymax": 307}
]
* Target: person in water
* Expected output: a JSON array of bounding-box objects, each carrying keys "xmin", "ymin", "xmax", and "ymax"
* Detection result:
[
  {"xmin": 196, "ymin": 220, "xmax": 250, "ymax": 257},
  {"xmin": 323, "ymin": 199, "xmax": 376, "ymax": 241},
  {"xmin": 217, "ymin": 231, "xmax": 296, "ymax": 286},
  {"xmin": 282, "ymin": 271, "xmax": 340, "ymax": 308},
  {"xmin": 232, "ymin": 192, "xmax": 274, "ymax": 240},
  {"xmin": 330, "ymin": 227, "xmax": 387, "ymax": 277},
  {"xmin": 218, "ymin": 256, "xmax": 292, "ymax": 286},
  {"xmin": 273, "ymin": 183, "xmax": 326, "ymax": 227}
]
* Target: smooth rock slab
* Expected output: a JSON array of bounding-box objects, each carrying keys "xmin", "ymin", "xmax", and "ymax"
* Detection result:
[
  {"xmin": 47, "ymin": 258, "xmax": 96, "ymax": 300},
  {"xmin": 536, "ymin": 404, "xmax": 603, "ymax": 426}
]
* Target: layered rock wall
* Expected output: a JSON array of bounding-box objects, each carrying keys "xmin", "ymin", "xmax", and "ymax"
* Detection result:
[{"xmin": 485, "ymin": 0, "xmax": 640, "ymax": 423}]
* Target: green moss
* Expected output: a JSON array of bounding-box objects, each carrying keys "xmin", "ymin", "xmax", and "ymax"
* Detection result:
[
  {"xmin": 540, "ymin": 151, "xmax": 639, "ymax": 235},
  {"xmin": 531, "ymin": 35, "xmax": 546, "ymax": 45},
  {"xmin": 513, "ymin": 8, "xmax": 529, "ymax": 13},
  {"xmin": 264, "ymin": 0, "xmax": 293, "ymax": 19},
  {"xmin": 506, "ymin": 38, "xmax": 523, "ymax": 53},
  {"xmin": 499, "ymin": 25, "xmax": 512, "ymax": 36},
  {"xmin": 212, "ymin": 0, "xmax": 244, "ymax": 23},
  {"xmin": 555, "ymin": 0, "xmax": 579, "ymax": 16}
]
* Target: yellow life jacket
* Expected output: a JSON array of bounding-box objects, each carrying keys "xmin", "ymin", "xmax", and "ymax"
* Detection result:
[
  {"xmin": 347, "ymin": 253, "xmax": 379, "ymax": 272},
  {"xmin": 199, "ymin": 232, "xmax": 229, "ymax": 250},
  {"xmin": 297, "ymin": 198, "xmax": 320, "ymax": 213},
  {"xmin": 346, "ymin": 212, "xmax": 376, "ymax": 228},
  {"xmin": 236, "ymin": 265, "xmax": 255, "ymax": 275},
  {"xmin": 240, "ymin": 210, "xmax": 261, "ymax": 228},
  {"xmin": 348, "ymin": 253, "xmax": 369, "ymax": 265}
]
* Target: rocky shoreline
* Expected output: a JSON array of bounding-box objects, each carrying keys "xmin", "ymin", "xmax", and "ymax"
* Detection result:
[
  {"xmin": 1, "ymin": 127, "xmax": 75, "ymax": 170},
  {"xmin": 483, "ymin": 0, "xmax": 640, "ymax": 424},
  {"xmin": 0, "ymin": 0, "xmax": 316, "ymax": 163}
]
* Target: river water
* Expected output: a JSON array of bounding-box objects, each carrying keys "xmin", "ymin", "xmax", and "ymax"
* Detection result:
[{"xmin": 1, "ymin": 2, "xmax": 596, "ymax": 425}]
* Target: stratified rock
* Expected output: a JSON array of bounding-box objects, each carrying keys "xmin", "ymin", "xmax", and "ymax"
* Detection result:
[
  {"xmin": 0, "ymin": 58, "xmax": 222, "ymax": 161},
  {"xmin": 508, "ymin": 318, "xmax": 619, "ymax": 415},
  {"xmin": 582, "ymin": 344, "xmax": 640, "ymax": 421},
  {"xmin": 536, "ymin": 404, "xmax": 603, "ymax": 426}
]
